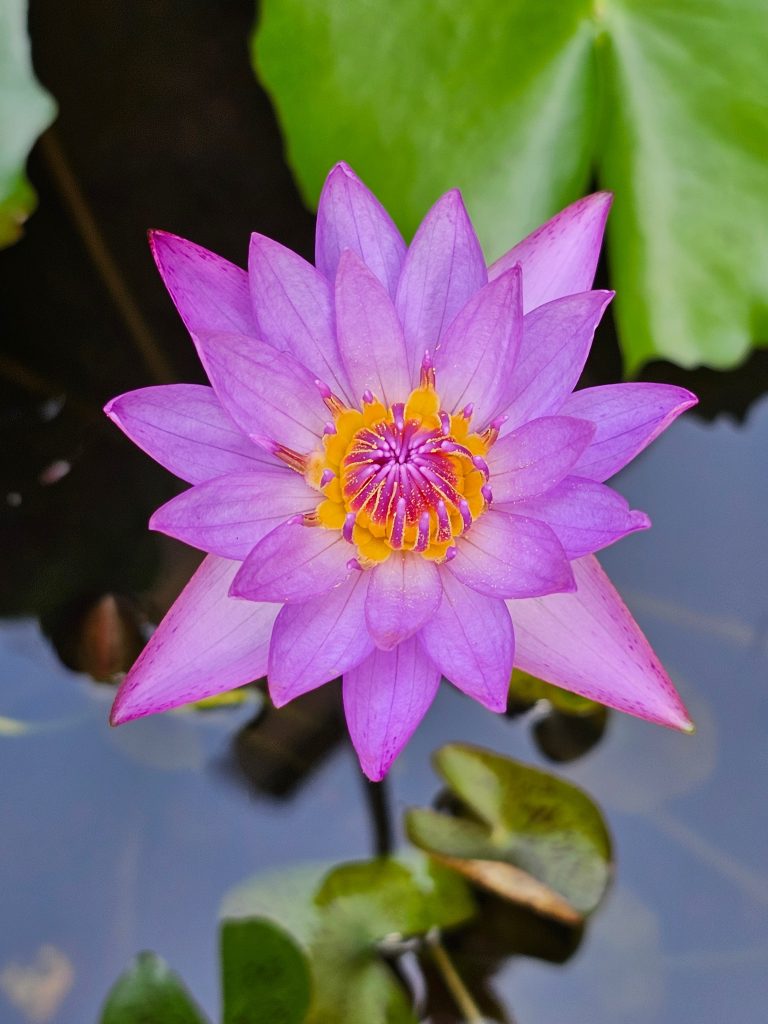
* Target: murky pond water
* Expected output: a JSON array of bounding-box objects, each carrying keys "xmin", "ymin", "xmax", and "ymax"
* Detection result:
[{"xmin": 2, "ymin": 2, "xmax": 767, "ymax": 1021}]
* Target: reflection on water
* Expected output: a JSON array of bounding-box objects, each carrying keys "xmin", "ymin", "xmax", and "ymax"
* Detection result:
[{"xmin": 0, "ymin": 397, "xmax": 766, "ymax": 1022}]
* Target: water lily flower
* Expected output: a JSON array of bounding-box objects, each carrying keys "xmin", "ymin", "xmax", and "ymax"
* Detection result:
[{"xmin": 106, "ymin": 163, "xmax": 696, "ymax": 780}]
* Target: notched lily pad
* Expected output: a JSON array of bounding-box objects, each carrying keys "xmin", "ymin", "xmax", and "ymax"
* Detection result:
[{"xmin": 406, "ymin": 743, "xmax": 612, "ymax": 922}]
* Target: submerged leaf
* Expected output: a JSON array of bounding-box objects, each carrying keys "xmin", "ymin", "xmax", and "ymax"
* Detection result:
[
  {"xmin": 100, "ymin": 951, "xmax": 208, "ymax": 1024},
  {"xmin": 406, "ymin": 744, "xmax": 612, "ymax": 919},
  {"xmin": 255, "ymin": 0, "xmax": 768, "ymax": 370},
  {"xmin": 509, "ymin": 670, "xmax": 603, "ymax": 716},
  {"xmin": 0, "ymin": 0, "xmax": 57, "ymax": 246}
]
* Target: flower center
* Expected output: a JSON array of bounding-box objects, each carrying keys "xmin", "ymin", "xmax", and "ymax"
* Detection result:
[{"xmin": 303, "ymin": 367, "xmax": 498, "ymax": 565}]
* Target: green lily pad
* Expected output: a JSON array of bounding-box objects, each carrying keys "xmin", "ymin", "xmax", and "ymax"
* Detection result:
[
  {"xmin": 221, "ymin": 857, "xmax": 475, "ymax": 1024},
  {"xmin": 0, "ymin": 0, "xmax": 56, "ymax": 247},
  {"xmin": 254, "ymin": 0, "xmax": 768, "ymax": 371},
  {"xmin": 221, "ymin": 918, "xmax": 311, "ymax": 1024},
  {"xmin": 100, "ymin": 951, "xmax": 208, "ymax": 1024},
  {"xmin": 406, "ymin": 744, "xmax": 612, "ymax": 919}
]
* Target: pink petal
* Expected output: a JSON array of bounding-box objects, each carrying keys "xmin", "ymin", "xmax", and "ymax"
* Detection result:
[
  {"xmin": 194, "ymin": 331, "xmax": 326, "ymax": 452},
  {"xmin": 448, "ymin": 510, "xmax": 575, "ymax": 599},
  {"xmin": 315, "ymin": 162, "xmax": 406, "ymax": 297},
  {"xmin": 343, "ymin": 638, "xmax": 440, "ymax": 781},
  {"xmin": 268, "ymin": 573, "xmax": 373, "ymax": 706},
  {"xmin": 110, "ymin": 555, "xmax": 278, "ymax": 724},
  {"xmin": 365, "ymin": 553, "xmax": 442, "ymax": 650},
  {"xmin": 418, "ymin": 569, "xmax": 514, "ymax": 712},
  {"xmin": 149, "ymin": 470, "xmax": 318, "ymax": 561},
  {"xmin": 506, "ymin": 477, "xmax": 650, "ymax": 559},
  {"xmin": 396, "ymin": 190, "xmax": 488, "ymax": 383},
  {"xmin": 488, "ymin": 416, "xmax": 595, "ymax": 504},
  {"xmin": 104, "ymin": 385, "xmax": 276, "ymax": 484},
  {"xmin": 560, "ymin": 383, "xmax": 698, "ymax": 482},
  {"xmin": 335, "ymin": 250, "xmax": 410, "ymax": 406},
  {"xmin": 230, "ymin": 520, "xmax": 351, "ymax": 603},
  {"xmin": 488, "ymin": 193, "xmax": 613, "ymax": 313},
  {"xmin": 433, "ymin": 266, "xmax": 523, "ymax": 428},
  {"xmin": 248, "ymin": 234, "xmax": 351, "ymax": 400},
  {"xmin": 149, "ymin": 231, "xmax": 254, "ymax": 336},
  {"xmin": 498, "ymin": 290, "xmax": 614, "ymax": 432},
  {"xmin": 509, "ymin": 554, "xmax": 693, "ymax": 730}
]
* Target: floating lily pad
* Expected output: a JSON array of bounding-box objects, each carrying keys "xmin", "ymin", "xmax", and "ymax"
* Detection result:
[
  {"xmin": 0, "ymin": 0, "xmax": 57, "ymax": 247},
  {"xmin": 406, "ymin": 744, "xmax": 612, "ymax": 920},
  {"xmin": 221, "ymin": 857, "xmax": 475, "ymax": 1024},
  {"xmin": 100, "ymin": 951, "xmax": 208, "ymax": 1024},
  {"xmin": 254, "ymin": 0, "xmax": 768, "ymax": 371}
]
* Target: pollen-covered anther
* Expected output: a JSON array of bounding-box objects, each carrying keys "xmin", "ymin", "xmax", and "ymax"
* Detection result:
[{"xmin": 310, "ymin": 381, "xmax": 498, "ymax": 563}]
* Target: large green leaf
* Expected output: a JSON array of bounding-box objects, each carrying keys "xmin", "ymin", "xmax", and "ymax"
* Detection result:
[
  {"xmin": 0, "ymin": 0, "xmax": 56, "ymax": 247},
  {"xmin": 254, "ymin": 0, "xmax": 768, "ymax": 371},
  {"xmin": 406, "ymin": 744, "xmax": 612, "ymax": 918},
  {"xmin": 221, "ymin": 918, "xmax": 311, "ymax": 1024},
  {"xmin": 100, "ymin": 951, "xmax": 209, "ymax": 1024}
]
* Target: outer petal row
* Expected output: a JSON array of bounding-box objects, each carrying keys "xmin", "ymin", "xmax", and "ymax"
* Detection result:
[
  {"xmin": 111, "ymin": 556, "xmax": 278, "ymax": 725},
  {"xmin": 510, "ymin": 555, "xmax": 692, "ymax": 730},
  {"xmin": 105, "ymin": 384, "xmax": 277, "ymax": 485},
  {"xmin": 343, "ymin": 638, "xmax": 440, "ymax": 782}
]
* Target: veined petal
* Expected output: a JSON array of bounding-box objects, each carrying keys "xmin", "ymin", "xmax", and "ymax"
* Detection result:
[
  {"xmin": 149, "ymin": 231, "xmax": 253, "ymax": 336},
  {"xmin": 343, "ymin": 638, "xmax": 440, "ymax": 781},
  {"xmin": 231, "ymin": 520, "xmax": 352, "ymax": 603},
  {"xmin": 396, "ymin": 189, "xmax": 487, "ymax": 384},
  {"xmin": 433, "ymin": 266, "xmax": 523, "ymax": 428},
  {"xmin": 149, "ymin": 470, "xmax": 318, "ymax": 561},
  {"xmin": 509, "ymin": 555, "xmax": 692, "ymax": 730},
  {"xmin": 248, "ymin": 233, "xmax": 351, "ymax": 400},
  {"xmin": 448, "ymin": 511, "xmax": 575, "ymax": 600},
  {"xmin": 268, "ymin": 573, "xmax": 373, "ymax": 706},
  {"xmin": 419, "ymin": 569, "xmax": 514, "ymax": 712},
  {"xmin": 560, "ymin": 383, "xmax": 698, "ymax": 482},
  {"xmin": 335, "ymin": 250, "xmax": 410, "ymax": 405},
  {"xmin": 365, "ymin": 553, "xmax": 442, "ymax": 650},
  {"xmin": 315, "ymin": 162, "xmax": 406, "ymax": 296},
  {"xmin": 498, "ymin": 290, "xmax": 614, "ymax": 432},
  {"xmin": 110, "ymin": 556, "xmax": 278, "ymax": 724},
  {"xmin": 487, "ymin": 415, "xmax": 595, "ymax": 504},
  {"xmin": 507, "ymin": 477, "xmax": 650, "ymax": 559},
  {"xmin": 104, "ymin": 385, "xmax": 276, "ymax": 484},
  {"xmin": 488, "ymin": 193, "xmax": 613, "ymax": 312},
  {"xmin": 194, "ymin": 331, "xmax": 326, "ymax": 451}
]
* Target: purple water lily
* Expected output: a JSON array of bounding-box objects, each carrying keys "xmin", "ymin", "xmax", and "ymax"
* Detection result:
[{"xmin": 106, "ymin": 163, "xmax": 696, "ymax": 780}]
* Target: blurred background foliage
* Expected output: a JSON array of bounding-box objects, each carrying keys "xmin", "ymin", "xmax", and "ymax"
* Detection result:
[{"xmin": 253, "ymin": 0, "xmax": 768, "ymax": 373}]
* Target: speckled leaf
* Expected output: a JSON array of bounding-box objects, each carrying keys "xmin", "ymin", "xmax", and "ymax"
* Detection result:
[
  {"xmin": 254, "ymin": 0, "xmax": 768, "ymax": 370},
  {"xmin": 406, "ymin": 744, "xmax": 612, "ymax": 916},
  {"xmin": 221, "ymin": 918, "xmax": 311, "ymax": 1024},
  {"xmin": 0, "ymin": 0, "xmax": 56, "ymax": 246},
  {"xmin": 100, "ymin": 951, "xmax": 208, "ymax": 1024}
]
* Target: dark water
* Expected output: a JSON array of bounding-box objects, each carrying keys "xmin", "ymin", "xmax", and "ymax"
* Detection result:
[{"xmin": 2, "ymin": 2, "xmax": 767, "ymax": 1021}]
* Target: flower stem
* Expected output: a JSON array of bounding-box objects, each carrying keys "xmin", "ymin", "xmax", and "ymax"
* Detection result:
[
  {"xmin": 426, "ymin": 928, "xmax": 485, "ymax": 1023},
  {"xmin": 362, "ymin": 774, "xmax": 393, "ymax": 857}
]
